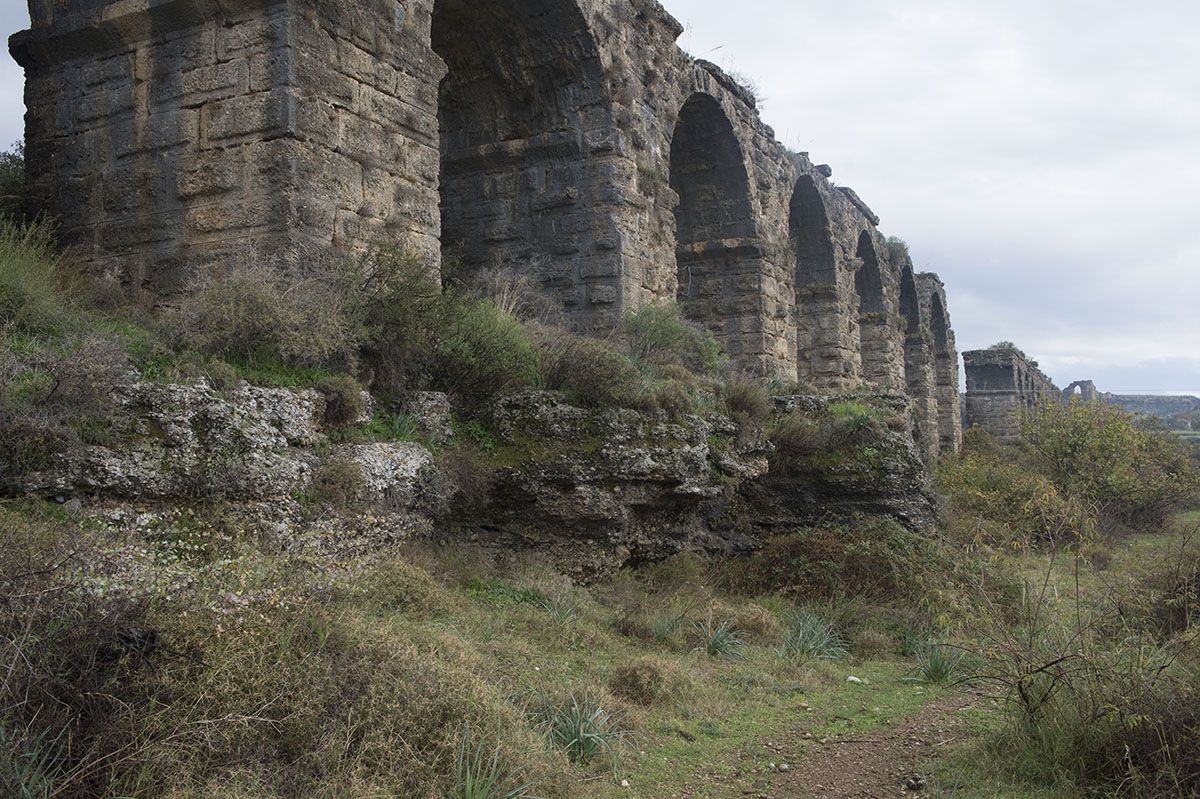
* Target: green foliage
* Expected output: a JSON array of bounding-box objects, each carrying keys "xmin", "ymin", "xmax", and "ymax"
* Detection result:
[
  {"xmin": 526, "ymin": 688, "xmax": 628, "ymax": 770},
  {"xmin": 727, "ymin": 516, "xmax": 940, "ymax": 600},
  {"xmin": 936, "ymin": 442, "xmax": 1092, "ymax": 548},
  {"xmin": 534, "ymin": 325, "xmax": 643, "ymax": 409},
  {"xmin": 0, "ymin": 218, "xmax": 68, "ymax": 335},
  {"xmin": 904, "ymin": 640, "xmax": 963, "ymax": 685},
  {"xmin": 690, "ymin": 613, "xmax": 747, "ymax": 659},
  {"xmin": 540, "ymin": 595, "xmax": 583, "ymax": 626},
  {"xmin": 1021, "ymin": 400, "xmax": 1199, "ymax": 528},
  {"xmin": 778, "ymin": 608, "xmax": 848, "ymax": 662},
  {"xmin": 620, "ymin": 302, "xmax": 723, "ymax": 375},
  {"xmin": 462, "ymin": 578, "xmax": 545, "ymax": 607},
  {"xmin": 0, "ymin": 141, "xmax": 23, "ymax": 223},
  {"xmin": 453, "ymin": 723, "xmax": 549, "ymax": 799},
  {"xmin": 884, "ymin": 235, "xmax": 909, "ymax": 263},
  {"xmin": 357, "ymin": 243, "xmax": 541, "ymax": 406}
]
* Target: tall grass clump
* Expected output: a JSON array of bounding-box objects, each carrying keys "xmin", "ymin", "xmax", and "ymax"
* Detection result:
[
  {"xmin": 526, "ymin": 688, "xmax": 628, "ymax": 773},
  {"xmin": 453, "ymin": 722, "xmax": 550, "ymax": 799},
  {"xmin": 690, "ymin": 612, "xmax": 747, "ymax": 659},
  {"xmin": 778, "ymin": 608, "xmax": 848, "ymax": 662}
]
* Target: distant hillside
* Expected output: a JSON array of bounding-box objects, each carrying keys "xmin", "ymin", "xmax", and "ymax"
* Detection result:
[{"xmin": 1099, "ymin": 393, "xmax": 1200, "ymax": 418}]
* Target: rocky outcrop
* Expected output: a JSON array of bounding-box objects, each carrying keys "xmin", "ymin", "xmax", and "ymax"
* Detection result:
[
  {"xmin": 9, "ymin": 383, "xmax": 934, "ymax": 579},
  {"xmin": 456, "ymin": 391, "xmax": 934, "ymax": 577},
  {"xmin": 15, "ymin": 381, "xmax": 324, "ymax": 499}
]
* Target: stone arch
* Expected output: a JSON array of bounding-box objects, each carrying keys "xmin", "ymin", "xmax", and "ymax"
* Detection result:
[
  {"xmin": 854, "ymin": 232, "xmax": 885, "ymax": 316},
  {"xmin": 432, "ymin": 0, "xmax": 612, "ymax": 304},
  {"xmin": 670, "ymin": 92, "xmax": 760, "ymax": 358},
  {"xmin": 788, "ymin": 175, "xmax": 845, "ymax": 385},
  {"xmin": 789, "ymin": 176, "xmax": 836, "ymax": 287},
  {"xmin": 928, "ymin": 288, "xmax": 960, "ymax": 452},
  {"xmin": 855, "ymin": 231, "xmax": 891, "ymax": 385},
  {"xmin": 900, "ymin": 266, "xmax": 936, "ymax": 459}
]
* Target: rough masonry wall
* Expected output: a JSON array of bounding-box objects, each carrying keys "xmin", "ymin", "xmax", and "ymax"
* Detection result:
[
  {"xmin": 963, "ymin": 347, "xmax": 1059, "ymax": 439},
  {"xmin": 13, "ymin": 0, "xmax": 962, "ymax": 453}
]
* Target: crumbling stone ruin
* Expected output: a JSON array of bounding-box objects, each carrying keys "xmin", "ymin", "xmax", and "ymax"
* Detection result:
[
  {"xmin": 962, "ymin": 347, "xmax": 1059, "ymax": 439},
  {"xmin": 10, "ymin": 0, "xmax": 960, "ymax": 453},
  {"xmin": 1062, "ymin": 380, "xmax": 1099, "ymax": 404}
]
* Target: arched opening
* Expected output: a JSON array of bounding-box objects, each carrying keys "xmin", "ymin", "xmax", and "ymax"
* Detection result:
[
  {"xmin": 928, "ymin": 289, "xmax": 959, "ymax": 452},
  {"xmin": 854, "ymin": 232, "xmax": 884, "ymax": 316},
  {"xmin": 788, "ymin": 175, "xmax": 843, "ymax": 384},
  {"xmin": 670, "ymin": 93, "xmax": 759, "ymax": 358},
  {"xmin": 432, "ymin": 0, "xmax": 610, "ymax": 301},
  {"xmin": 855, "ymin": 231, "xmax": 892, "ymax": 386},
  {"xmin": 789, "ymin": 176, "xmax": 836, "ymax": 288},
  {"xmin": 900, "ymin": 266, "xmax": 936, "ymax": 458}
]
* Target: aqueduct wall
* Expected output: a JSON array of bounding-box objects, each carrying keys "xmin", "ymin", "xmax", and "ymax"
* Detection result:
[
  {"xmin": 11, "ymin": 0, "xmax": 961, "ymax": 454},
  {"xmin": 962, "ymin": 347, "xmax": 1059, "ymax": 439}
]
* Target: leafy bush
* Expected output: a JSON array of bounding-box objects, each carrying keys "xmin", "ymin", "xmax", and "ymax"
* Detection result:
[
  {"xmin": 1021, "ymin": 400, "xmax": 1200, "ymax": 529},
  {"xmin": 358, "ymin": 244, "xmax": 541, "ymax": 406},
  {"xmin": 620, "ymin": 302, "xmax": 723, "ymax": 375},
  {"xmin": 0, "ymin": 141, "xmax": 23, "ymax": 223},
  {"xmin": 936, "ymin": 445, "xmax": 1092, "ymax": 547},
  {"xmin": 177, "ymin": 260, "xmax": 362, "ymax": 371},
  {"xmin": 532, "ymin": 325, "xmax": 642, "ymax": 409},
  {"xmin": 726, "ymin": 516, "xmax": 939, "ymax": 600}
]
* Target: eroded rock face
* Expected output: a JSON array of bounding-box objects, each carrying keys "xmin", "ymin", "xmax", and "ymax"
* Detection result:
[
  {"xmin": 15, "ymin": 382, "xmax": 324, "ymax": 499},
  {"xmin": 9, "ymin": 383, "xmax": 935, "ymax": 580}
]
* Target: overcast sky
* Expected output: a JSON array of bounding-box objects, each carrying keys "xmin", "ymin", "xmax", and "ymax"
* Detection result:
[{"xmin": 2, "ymin": 3, "xmax": 1198, "ymax": 394}]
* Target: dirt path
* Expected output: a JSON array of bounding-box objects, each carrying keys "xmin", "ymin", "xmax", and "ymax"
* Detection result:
[{"xmin": 680, "ymin": 694, "xmax": 978, "ymax": 799}]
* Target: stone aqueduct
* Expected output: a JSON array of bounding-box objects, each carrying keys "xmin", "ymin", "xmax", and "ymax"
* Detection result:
[{"xmin": 11, "ymin": 0, "xmax": 962, "ymax": 455}]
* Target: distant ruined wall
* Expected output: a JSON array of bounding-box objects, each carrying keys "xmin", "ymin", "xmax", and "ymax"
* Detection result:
[
  {"xmin": 962, "ymin": 348, "xmax": 1059, "ymax": 439},
  {"xmin": 11, "ymin": 0, "xmax": 961, "ymax": 453}
]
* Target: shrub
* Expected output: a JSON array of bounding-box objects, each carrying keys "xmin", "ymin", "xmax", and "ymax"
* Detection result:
[
  {"xmin": 315, "ymin": 373, "xmax": 366, "ymax": 427},
  {"xmin": 607, "ymin": 656, "xmax": 693, "ymax": 706},
  {"xmin": 1021, "ymin": 400, "xmax": 1199, "ymax": 529},
  {"xmin": 358, "ymin": 244, "xmax": 541, "ymax": 406},
  {"xmin": 620, "ymin": 302, "xmax": 723, "ymax": 375},
  {"xmin": 0, "ymin": 141, "xmax": 23, "ymax": 223},
  {"xmin": 177, "ymin": 260, "xmax": 362, "ymax": 371},
  {"xmin": 440, "ymin": 443, "xmax": 496, "ymax": 507},
  {"xmin": 726, "ymin": 516, "xmax": 939, "ymax": 600},
  {"xmin": 936, "ymin": 447, "xmax": 1092, "ymax": 547},
  {"xmin": 533, "ymin": 325, "xmax": 642, "ymax": 409},
  {"xmin": 0, "ymin": 218, "xmax": 69, "ymax": 335},
  {"xmin": 722, "ymin": 376, "xmax": 771, "ymax": 426}
]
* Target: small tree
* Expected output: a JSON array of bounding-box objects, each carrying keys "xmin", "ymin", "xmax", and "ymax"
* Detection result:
[{"xmin": 0, "ymin": 142, "xmax": 24, "ymax": 223}]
